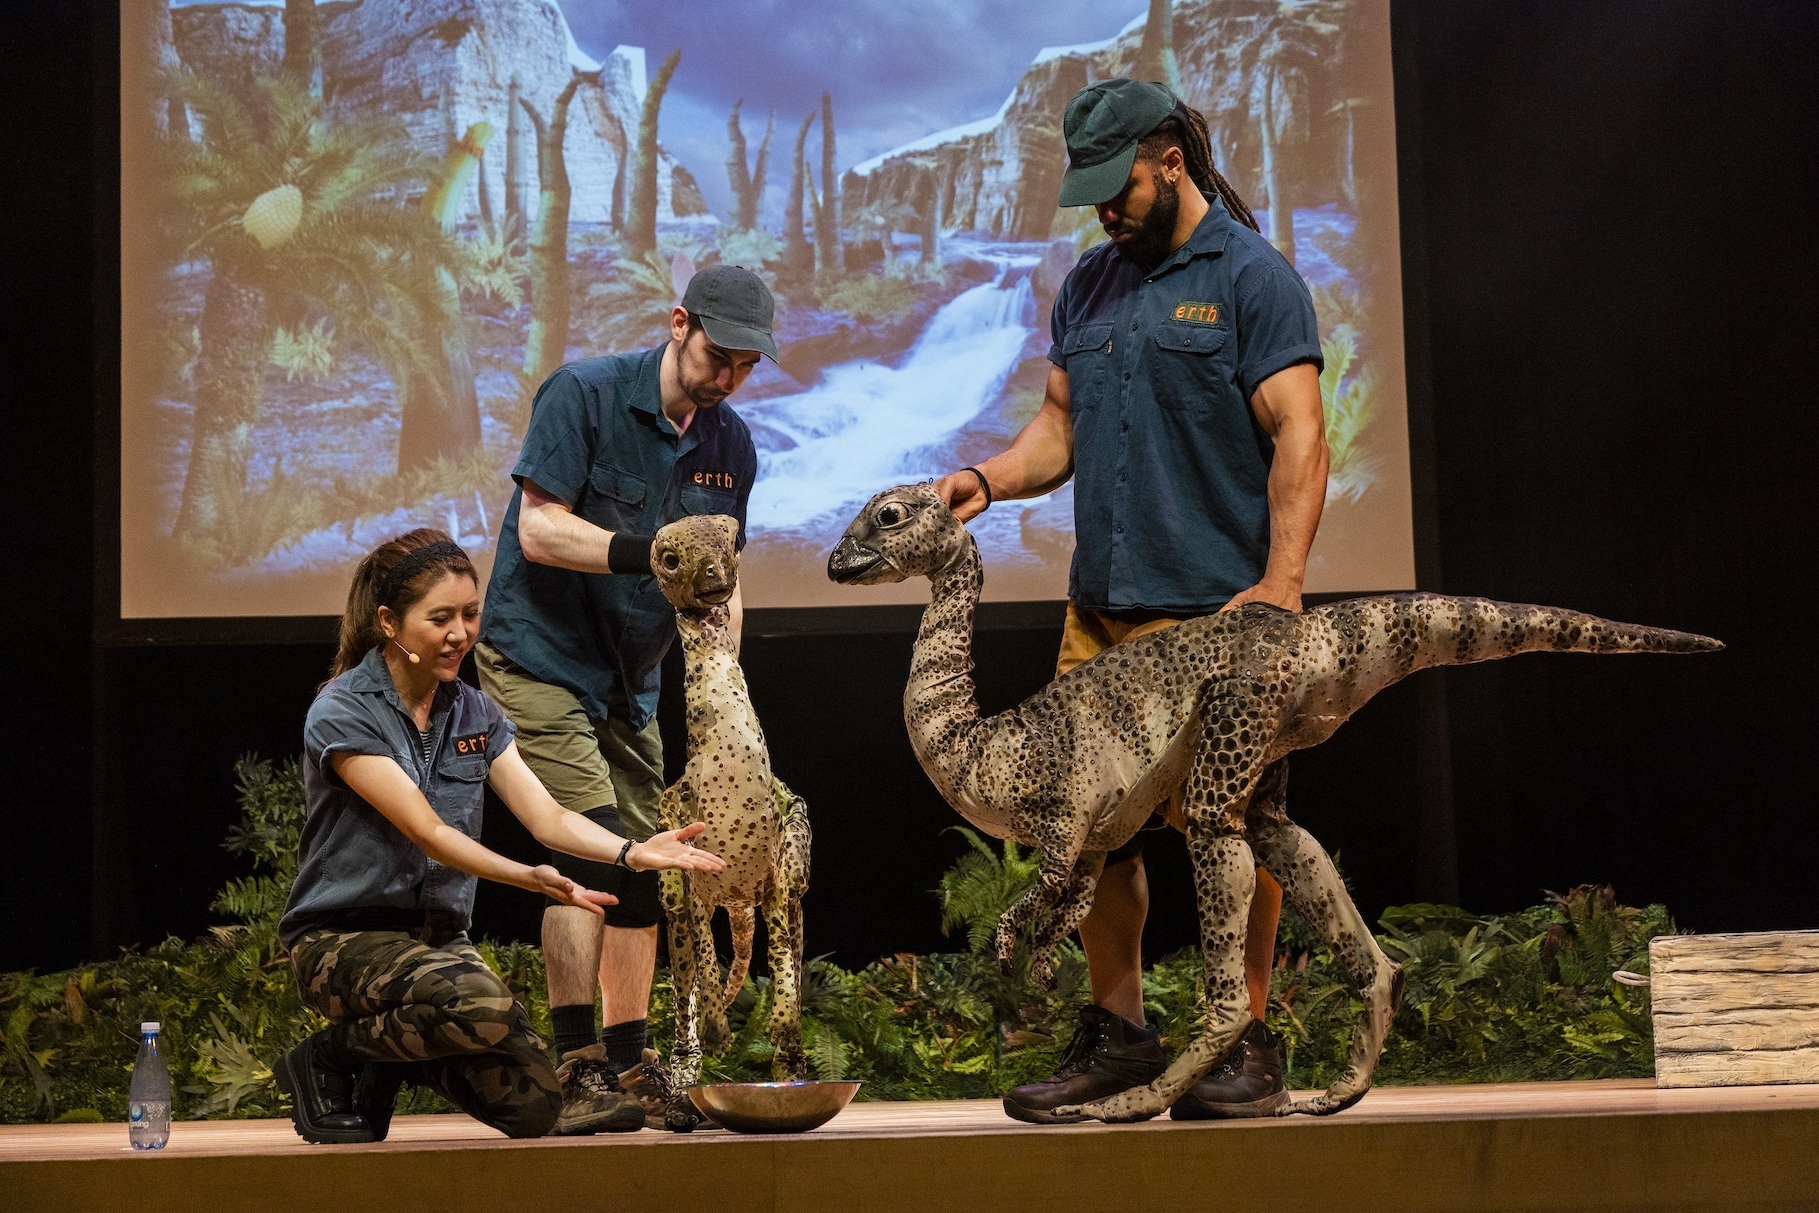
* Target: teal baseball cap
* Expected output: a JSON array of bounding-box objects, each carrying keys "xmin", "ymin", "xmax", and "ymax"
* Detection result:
[{"xmin": 1058, "ymin": 78, "xmax": 1178, "ymax": 208}]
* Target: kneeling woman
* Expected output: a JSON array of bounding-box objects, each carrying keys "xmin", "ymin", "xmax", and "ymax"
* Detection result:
[{"xmin": 275, "ymin": 530, "xmax": 723, "ymax": 1143}]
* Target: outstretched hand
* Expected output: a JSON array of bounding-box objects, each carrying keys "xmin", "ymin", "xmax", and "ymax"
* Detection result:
[
  {"xmin": 628, "ymin": 822, "xmax": 727, "ymax": 873},
  {"xmin": 530, "ymin": 864, "xmax": 618, "ymax": 914},
  {"xmin": 935, "ymin": 471, "xmax": 989, "ymax": 523}
]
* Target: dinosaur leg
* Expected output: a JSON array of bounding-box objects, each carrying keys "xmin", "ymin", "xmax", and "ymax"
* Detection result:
[
  {"xmin": 660, "ymin": 867, "xmax": 706, "ymax": 1131},
  {"xmin": 696, "ymin": 902, "xmax": 731, "ymax": 1055},
  {"xmin": 765, "ymin": 782, "xmax": 812, "ymax": 1079},
  {"xmin": 992, "ymin": 816, "xmax": 1088, "ymax": 987},
  {"xmin": 722, "ymin": 904, "xmax": 756, "ymax": 1012},
  {"xmin": 1249, "ymin": 815, "xmax": 1402, "ymax": 1116},
  {"xmin": 1064, "ymin": 719, "xmax": 1270, "ymax": 1124},
  {"xmin": 1067, "ymin": 829, "xmax": 1257, "ymax": 1123},
  {"xmin": 1025, "ymin": 850, "xmax": 1106, "ymax": 989}
]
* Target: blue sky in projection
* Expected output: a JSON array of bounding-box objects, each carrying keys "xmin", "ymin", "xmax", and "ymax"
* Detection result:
[{"xmin": 173, "ymin": 0, "xmax": 1138, "ymax": 215}]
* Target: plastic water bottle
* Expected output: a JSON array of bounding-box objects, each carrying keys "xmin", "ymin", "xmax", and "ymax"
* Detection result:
[{"xmin": 127, "ymin": 1021, "xmax": 171, "ymax": 1150}]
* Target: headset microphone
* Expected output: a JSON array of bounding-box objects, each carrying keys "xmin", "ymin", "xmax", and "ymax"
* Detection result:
[{"xmin": 392, "ymin": 639, "xmax": 420, "ymax": 665}]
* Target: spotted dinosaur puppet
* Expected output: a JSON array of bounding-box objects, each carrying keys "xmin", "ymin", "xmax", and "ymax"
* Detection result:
[
  {"xmin": 649, "ymin": 515, "xmax": 812, "ymax": 1130},
  {"xmin": 828, "ymin": 483, "xmax": 1720, "ymax": 1122}
]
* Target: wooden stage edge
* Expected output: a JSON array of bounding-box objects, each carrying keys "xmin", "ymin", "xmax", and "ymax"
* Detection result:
[{"xmin": 8, "ymin": 1080, "xmax": 1819, "ymax": 1213}]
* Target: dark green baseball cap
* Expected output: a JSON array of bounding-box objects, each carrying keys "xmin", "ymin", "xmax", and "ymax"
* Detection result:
[
  {"xmin": 1057, "ymin": 78, "xmax": 1178, "ymax": 208},
  {"xmin": 681, "ymin": 264, "xmax": 778, "ymax": 360}
]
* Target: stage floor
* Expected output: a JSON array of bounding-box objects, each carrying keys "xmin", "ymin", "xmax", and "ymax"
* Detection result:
[{"xmin": 8, "ymin": 1080, "xmax": 1819, "ymax": 1212}]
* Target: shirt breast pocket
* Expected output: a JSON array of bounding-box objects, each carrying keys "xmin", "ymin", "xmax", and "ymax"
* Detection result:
[
  {"xmin": 584, "ymin": 461, "xmax": 647, "ymax": 532},
  {"xmin": 1062, "ymin": 323, "xmax": 1115, "ymax": 413},
  {"xmin": 679, "ymin": 484, "xmax": 737, "ymax": 518},
  {"xmin": 433, "ymin": 752, "xmax": 488, "ymax": 831},
  {"xmin": 1152, "ymin": 320, "xmax": 1233, "ymax": 412}
]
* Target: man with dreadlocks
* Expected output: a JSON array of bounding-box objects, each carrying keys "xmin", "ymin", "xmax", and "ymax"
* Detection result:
[{"xmin": 937, "ymin": 79, "xmax": 1328, "ymax": 1124}]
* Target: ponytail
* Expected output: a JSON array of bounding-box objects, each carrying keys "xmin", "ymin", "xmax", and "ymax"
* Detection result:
[{"xmin": 330, "ymin": 528, "xmax": 477, "ymax": 680}]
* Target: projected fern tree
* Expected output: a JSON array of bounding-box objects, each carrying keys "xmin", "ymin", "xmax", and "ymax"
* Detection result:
[
  {"xmin": 1254, "ymin": 5, "xmax": 1338, "ymax": 266},
  {"xmin": 160, "ymin": 71, "xmax": 452, "ymax": 545},
  {"xmin": 625, "ymin": 50, "xmax": 682, "ymax": 261},
  {"xmin": 725, "ymin": 99, "xmax": 774, "ymax": 232},
  {"xmin": 517, "ymin": 69, "xmax": 597, "ymax": 410},
  {"xmin": 781, "ymin": 111, "xmax": 817, "ymax": 275}
]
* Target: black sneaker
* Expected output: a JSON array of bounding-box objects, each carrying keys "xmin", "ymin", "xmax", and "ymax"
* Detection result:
[
  {"xmin": 1168, "ymin": 1019, "xmax": 1289, "ymax": 1119},
  {"xmin": 273, "ymin": 1032, "xmax": 375, "ymax": 1144},
  {"xmin": 1002, "ymin": 1005, "xmax": 1166, "ymax": 1125},
  {"xmin": 552, "ymin": 1044, "xmax": 646, "ymax": 1135}
]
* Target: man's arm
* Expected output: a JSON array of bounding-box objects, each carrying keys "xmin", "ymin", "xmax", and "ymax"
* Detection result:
[
  {"xmin": 936, "ymin": 364, "xmax": 1074, "ymax": 522},
  {"xmin": 518, "ymin": 479, "xmax": 629, "ymax": 573},
  {"xmin": 1223, "ymin": 361, "xmax": 1327, "ymax": 613}
]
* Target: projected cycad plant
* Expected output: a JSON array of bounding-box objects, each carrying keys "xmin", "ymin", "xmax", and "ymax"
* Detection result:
[{"xmin": 157, "ymin": 69, "xmax": 453, "ymax": 549}]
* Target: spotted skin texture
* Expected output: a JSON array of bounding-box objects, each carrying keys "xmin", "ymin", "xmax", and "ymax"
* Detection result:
[
  {"xmin": 651, "ymin": 517, "xmax": 813, "ymax": 1125},
  {"xmin": 829, "ymin": 484, "xmax": 1721, "ymax": 1121}
]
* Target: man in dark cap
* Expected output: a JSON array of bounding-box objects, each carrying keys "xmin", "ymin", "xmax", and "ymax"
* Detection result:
[
  {"xmin": 477, "ymin": 265, "xmax": 772, "ymax": 1133},
  {"xmin": 938, "ymin": 79, "xmax": 1329, "ymax": 1123}
]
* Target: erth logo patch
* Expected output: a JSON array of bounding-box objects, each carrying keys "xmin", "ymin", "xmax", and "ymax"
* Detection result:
[
  {"xmin": 1173, "ymin": 301, "xmax": 1221, "ymax": 325},
  {"xmin": 453, "ymin": 732, "xmax": 489, "ymax": 756},
  {"xmin": 693, "ymin": 470, "xmax": 737, "ymax": 489}
]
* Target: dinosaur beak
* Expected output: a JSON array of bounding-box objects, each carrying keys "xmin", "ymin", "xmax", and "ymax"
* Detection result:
[{"xmin": 827, "ymin": 535, "xmax": 884, "ymax": 584}]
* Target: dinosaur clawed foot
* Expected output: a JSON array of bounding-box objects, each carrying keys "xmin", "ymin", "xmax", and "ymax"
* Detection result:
[
  {"xmin": 665, "ymin": 1092, "xmax": 703, "ymax": 1133},
  {"xmin": 1275, "ymin": 1087, "xmax": 1369, "ymax": 1117}
]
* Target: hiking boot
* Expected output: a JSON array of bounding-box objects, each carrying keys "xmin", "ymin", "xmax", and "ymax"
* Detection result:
[
  {"xmin": 552, "ymin": 1044, "xmax": 645, "ymax": 1135},
  {"xmin": 1002, "ymin": 1005, "xmax": 1166, "ymax": 1125},
  {"xmin": 273, "ymin": 1032, "xmax": 375, "ymax": 1144},
  {"xmin": 1168, "ymin": 1019, "xmax": 1289, "ymax": 1119},
  {"xmin": 618, "ymin": 1048, "xmax": 711, "ymax": 1132},
  {"xmin": 353, "ymin": 1062, "xmax": 408, "ymax": 1142}
]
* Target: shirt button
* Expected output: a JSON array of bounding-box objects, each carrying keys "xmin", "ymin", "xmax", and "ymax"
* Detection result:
[
  {"xmin": 1120, "ymin": 420, "xmax": 1130, "ymax": 432},
  {"xmin": 1116, "ymin": 524, "xmax": 1126, "ymax": 534},
  {"xmin": 1131, "ymin": 322, "xmax": 1139, "ymax": 330},
  {"xmin": 1123, "ymin": 372, "xmax": 1131, "ymax": 380}
]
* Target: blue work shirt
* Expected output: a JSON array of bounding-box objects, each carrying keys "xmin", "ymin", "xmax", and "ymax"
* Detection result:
[
  {"xmin": 1049, "ymin": 198, "xmax": 1323, "ymax": 614},
  {"xmin": 280, "ymin": 645, "xmax": 516, "ymax": 946},
  {"xmin": 480, "ymin": 346, "xmax": 757, "ymax": 728}
]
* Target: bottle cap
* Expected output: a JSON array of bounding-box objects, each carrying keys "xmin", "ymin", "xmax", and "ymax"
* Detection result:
[{"xmin": 141, "ymin": 1021, "xmax": 160, "ymax": 1033}]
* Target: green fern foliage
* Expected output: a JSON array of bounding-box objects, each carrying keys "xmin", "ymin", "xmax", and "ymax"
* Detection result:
[{"xmin": 0, "ymin": 759, "xmax": 1679, "ymax": 1122}]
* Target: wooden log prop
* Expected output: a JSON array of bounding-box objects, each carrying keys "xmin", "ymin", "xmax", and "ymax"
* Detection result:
[{"xmin": 1651, "ymin": 930, "xmax": 1819, "ymax": 1088}]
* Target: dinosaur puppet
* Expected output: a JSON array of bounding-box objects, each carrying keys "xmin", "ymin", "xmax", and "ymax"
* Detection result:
[
  {"xmin": 827, "ymin": 483, "xmax": 1720, "ymax": 1122},
  {"xmin": 649, "ymin": 514, "xmax": 812, "ymax": 1130}
]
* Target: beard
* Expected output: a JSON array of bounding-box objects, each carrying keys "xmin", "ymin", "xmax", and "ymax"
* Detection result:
[{"xmin": 1108, "ymin": 174, "xmax": 1181, "ymax": 269}]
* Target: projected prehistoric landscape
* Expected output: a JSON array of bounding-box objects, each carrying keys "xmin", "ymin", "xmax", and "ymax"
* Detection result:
[{"xmin": 123, "ymin": 0, "xmax": 1411, "ymax": 615}]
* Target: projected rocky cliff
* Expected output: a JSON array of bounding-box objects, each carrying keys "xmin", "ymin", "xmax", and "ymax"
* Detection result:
[{"xmin": 120, "ymin": 0, "xmax": 1412, "ymax": 616}]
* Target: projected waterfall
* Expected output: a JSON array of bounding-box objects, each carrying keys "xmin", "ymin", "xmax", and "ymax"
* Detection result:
[{"xmin": 743, "ymin": 249, "xmax": 1040, "ymax": 540}]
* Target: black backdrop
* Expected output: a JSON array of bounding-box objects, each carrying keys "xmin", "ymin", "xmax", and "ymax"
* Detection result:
[{"xmin": 5, "ymin": 0, "xmax": 1817, "ymax": 976}]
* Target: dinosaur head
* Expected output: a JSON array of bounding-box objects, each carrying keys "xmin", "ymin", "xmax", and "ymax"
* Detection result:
[
  {"xmin": 651, "ymin": 514, "xmax": 740, "ymax": 612},
  {"xmin": 827, "ymin": 483, "xmax": 969, "ymax": 585}
]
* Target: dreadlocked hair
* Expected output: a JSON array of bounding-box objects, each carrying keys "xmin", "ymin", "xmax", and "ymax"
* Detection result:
[
  {"xmin": 330, "ymin": 527, "xmax": 477, "ymax": 680},
  {"xmin": 1136, "ymin": 101, "xmax": 1260, "ymax": 234}
]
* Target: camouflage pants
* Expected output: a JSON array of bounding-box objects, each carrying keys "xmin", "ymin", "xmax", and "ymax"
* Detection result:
[{"xmin": 290, "ymin": 929, "xmax": 560, "ymax": 1138}]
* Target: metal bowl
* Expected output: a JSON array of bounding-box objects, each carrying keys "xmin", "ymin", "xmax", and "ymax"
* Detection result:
[{"xmin": 686, "ymin": 1080, "xmax": 861, "ymax": 1133}]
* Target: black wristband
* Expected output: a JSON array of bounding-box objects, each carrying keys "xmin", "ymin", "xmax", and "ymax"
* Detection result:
[
  {"xmin": 606, "ymin": 533, "xmax": 655, "ymax": 575},
  {"xmin": 960, "ymin": 466, "xmax": 993, "ymax": 509},
  {"xmin": 616, "ymin": 839, "xmax": 636, "ymax": 869}
]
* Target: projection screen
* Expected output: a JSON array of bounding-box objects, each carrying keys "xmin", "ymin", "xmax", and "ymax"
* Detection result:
[{"xmin": 120, "ymin": 0, "xmax": 1413, "ymax": 616}]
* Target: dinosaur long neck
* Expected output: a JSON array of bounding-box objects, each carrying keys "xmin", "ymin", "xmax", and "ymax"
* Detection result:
[
  {"xmin": 677, "ymin": 605, "xmax": 769, "ymax": 777},
  {"xmin": 904, "ymin": 536, "xmax": 987, "ymax": 796}
]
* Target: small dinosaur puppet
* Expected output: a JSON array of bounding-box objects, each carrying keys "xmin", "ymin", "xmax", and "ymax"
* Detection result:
[
  {"xmin": 828, "ymin": 483, "xmax": 1720, "ymax": 1122},
  {"xmin": 649, "ymin": 514, "xmax": 812, "ymax": 1130}
]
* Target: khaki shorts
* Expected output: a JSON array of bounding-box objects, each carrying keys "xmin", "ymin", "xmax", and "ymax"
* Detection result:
[
  {"xmin": 474, "ymin": 642, "xmax": 664, "ymax": 842},
  {"xmin": 1057, "ymin": 603, "xmax": 1288, "ymax": 845}
]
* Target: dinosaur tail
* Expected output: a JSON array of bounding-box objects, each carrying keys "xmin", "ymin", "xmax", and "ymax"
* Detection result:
[
  {"xmin": 1308, "ymin": 593, "xmax": 1722, "ymax": 720},
  {"xmin": 722, "ymin": 903, "xmax": 756, "ymax": 1012}
]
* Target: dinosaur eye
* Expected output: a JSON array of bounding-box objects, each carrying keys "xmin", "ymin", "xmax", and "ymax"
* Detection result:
[
  {"xmin": 878, "ymin": 503, "xmax": 906, "ymax": 527},
  {"xmin": 662, "ymin": 551, "xmax": 681, "ymax": 571}
]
